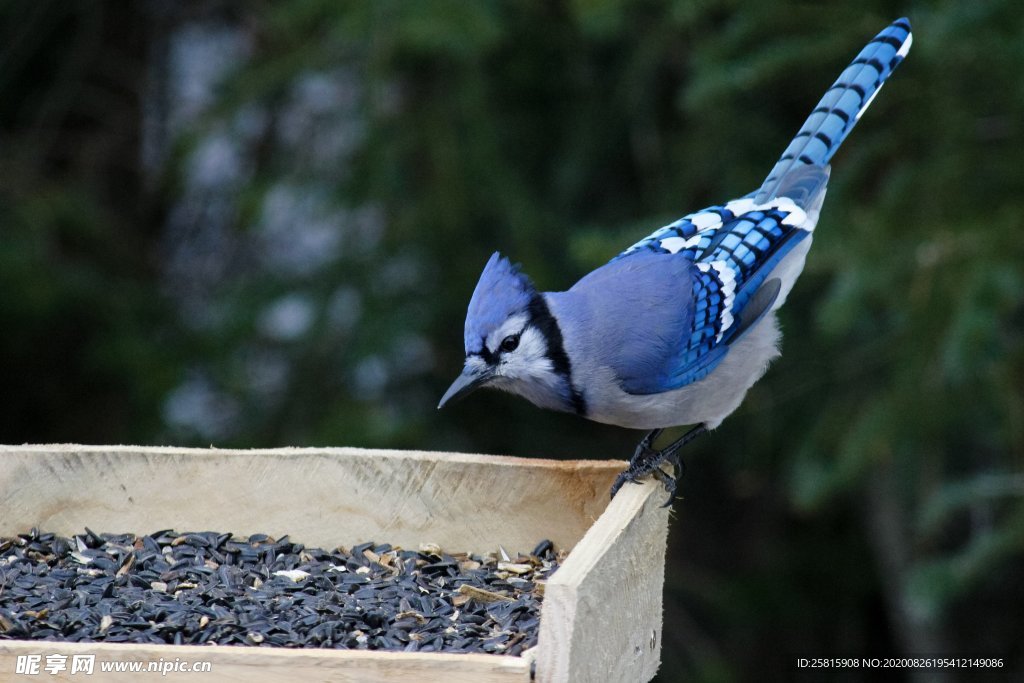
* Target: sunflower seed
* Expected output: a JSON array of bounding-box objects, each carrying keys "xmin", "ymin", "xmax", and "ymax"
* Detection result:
[{"xmin": 0, "ymin": 528, "xmax": 563, "ymax": 654}]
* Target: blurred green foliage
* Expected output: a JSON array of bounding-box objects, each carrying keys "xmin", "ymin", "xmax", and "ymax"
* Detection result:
[{"xmin": 1, "ymin": 1, "xmax": 1022, "ymax": 679}]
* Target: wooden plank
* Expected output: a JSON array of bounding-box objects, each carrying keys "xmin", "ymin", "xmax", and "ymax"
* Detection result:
[
  {"xmin": 536, "ymin": 478, "xmax": 669, "ymax": 683},
  {"xmin": 0, "ymin": 641, "xmax": 531, "ymax": 682},
  {"xmin": 0, "ymin": 445, "xmax": 623, "ymax": 555}
]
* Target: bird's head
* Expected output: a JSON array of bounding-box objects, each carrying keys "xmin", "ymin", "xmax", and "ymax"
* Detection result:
[{"xmin": 439, "ymin": 252, "xmax": 572, "ymax": 411}]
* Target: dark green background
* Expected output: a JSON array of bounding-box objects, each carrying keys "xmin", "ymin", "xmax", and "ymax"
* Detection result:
[{"xmin": 2, "ymin": 1, "xmax": 1022, "ymax": 680}]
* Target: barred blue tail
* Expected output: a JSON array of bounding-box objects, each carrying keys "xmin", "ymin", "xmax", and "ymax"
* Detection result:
[{"xmin": 757, "ymin": 18, "xmax": 912, "ymax": 202}]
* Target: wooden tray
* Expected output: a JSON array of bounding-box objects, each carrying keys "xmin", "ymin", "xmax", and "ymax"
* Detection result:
[{"xmin": 0, "ymin": 445, "xmax": 670, "ymax": 682}]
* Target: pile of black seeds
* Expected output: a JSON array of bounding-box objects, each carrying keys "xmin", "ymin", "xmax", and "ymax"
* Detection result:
[{"xmin": 0, "ymin": 528, "xmax": 562, "ymax": 655}]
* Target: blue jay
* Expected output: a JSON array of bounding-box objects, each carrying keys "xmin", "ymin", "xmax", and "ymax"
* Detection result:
[{"xmin": 439, "ymin": 19, "xmax": 912, "ymax": 503}]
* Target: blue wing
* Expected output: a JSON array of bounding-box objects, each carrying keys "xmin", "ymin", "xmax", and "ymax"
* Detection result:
[
  {"xmin": 569, "ymin": 239, "xmax": 788, "ymax": 395},
  {"xmin": 610, "ymin": 201, "xmax": 806, "ymax": 394}
]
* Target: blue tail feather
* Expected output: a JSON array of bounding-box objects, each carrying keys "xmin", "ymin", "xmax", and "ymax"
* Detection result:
[{"xmin": 757, "ymin": 18, "xmax": 912, "ymax": 202}]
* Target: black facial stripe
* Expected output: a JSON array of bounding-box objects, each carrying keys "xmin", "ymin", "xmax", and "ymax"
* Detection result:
[
  {"xmin": 473, "ymin": 343, "xmax": 497, "ymax": 365},
  {"xmin": 527, "ymin": 294, "xmax": 587, "ymax": 416}
]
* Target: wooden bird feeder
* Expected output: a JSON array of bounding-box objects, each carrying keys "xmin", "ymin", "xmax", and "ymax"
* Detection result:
[{"xmin": 0, "ymin": 445, "xmax": 670, "ymax": 681}]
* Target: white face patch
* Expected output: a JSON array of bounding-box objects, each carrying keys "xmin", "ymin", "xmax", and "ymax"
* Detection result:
[
  {"xmin": 496, "ymin": 327, "xmax": 551, "ymax": 377},
  {"xmin": 465, "ymin": 354, "xmax": 489, "ymax": 375},
  {"xmin": 490, "ymin": 326, "xmax": 565, "ymax": 409},
  {"xmin": 485, "ymin": 313, "xmax": 529, "ymax": 356},
  {"xmin": 478, "ymin": 314, "xmax": 557, "ymax": 387}
]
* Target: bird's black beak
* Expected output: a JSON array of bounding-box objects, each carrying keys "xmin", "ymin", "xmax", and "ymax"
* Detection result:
[{"xmin": 438, "ymin": 364, "xmax": 493, "ymax": 409}]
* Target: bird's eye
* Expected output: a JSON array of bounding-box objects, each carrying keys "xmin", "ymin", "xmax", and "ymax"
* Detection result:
[{"xmin": 500, "ymin": 334, "xmax": 520, "ymax": 353}]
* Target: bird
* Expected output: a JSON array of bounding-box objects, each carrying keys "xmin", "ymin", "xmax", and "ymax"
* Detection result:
[{"xmin": 438, "ymin": 18, "xmax": 912, "ymax": 504}]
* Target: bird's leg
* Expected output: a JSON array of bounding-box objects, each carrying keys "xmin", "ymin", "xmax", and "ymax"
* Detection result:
[
  {"xmin": 631, "ymin": 428, "xmax": 664, "ymax": 466},
  {"xmin": 610, "ymin": 424, "xmax": 707, "ymax": 506}
]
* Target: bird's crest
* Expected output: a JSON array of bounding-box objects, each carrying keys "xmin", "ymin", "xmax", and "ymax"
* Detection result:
[{"xmin": 464, "ymin": 252, "xmax": 537, "ymax": 354}]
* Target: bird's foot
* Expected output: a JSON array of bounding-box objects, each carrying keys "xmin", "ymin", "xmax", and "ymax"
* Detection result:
[{"xmin": 610, "ymin": 424, "xmax": 706, "ymax": 507}]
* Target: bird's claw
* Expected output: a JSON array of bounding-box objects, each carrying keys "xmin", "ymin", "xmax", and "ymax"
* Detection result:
[
  {"xmin": 610, "ymin": 426, "xmax": 702, "ymax": 506},
  {"xmin": 609, "ymin": 431, "xmax": 685, "ymax": 506}
]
